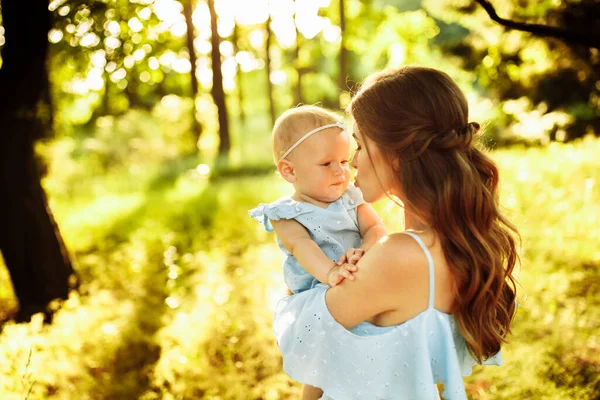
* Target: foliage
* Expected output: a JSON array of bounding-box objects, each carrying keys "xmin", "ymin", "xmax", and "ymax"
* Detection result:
[
  {"xmin": 1, "ymin": 135, "xmax": 599, "ymax": 399},
  {"xmin": 424, "ymin": 0, "xmax": 600, "ymax": 143}
]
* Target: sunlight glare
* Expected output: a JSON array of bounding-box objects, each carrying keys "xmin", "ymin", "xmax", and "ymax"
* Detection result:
[
  {"xmin": 140, "ymin": 71, "xmax": 151, "ymax": 83},
  {"xmin": 236, "ymin": 51, "xmax": 260, "ymax": 72},
  {"xmin": 192, "ymin": 3, "xmax": 211, "ymax": 39},
  {"xmin": 105, "ymin": 61, "xmax": 117, "ymax": 73},
  {"xmin": 58, "ymin": 5, "xmax": 70, "ymax": 16},
  {"xmin": 159, "ymin": 51, "xmax": 177, "ymax": 67},
  {"xmin": 110, "ymin": 68, "xmax": 127, "ymax": 82},
  {"xmin": 219, "ymin": 40, "xmax": 234, "ymax": 57},
  {"xmin": 270, "ymin": 17, "xmax": 296, "ymax": 48},
  {"xmin": 270, "ymin": 70, "xmax": 287, "ymax": 85},
  {"xmin": 322, "ymin": 23, "xmax": 341, "ymax": 43},
  {"xmin": 249, "ymin": 30, "xmax": 266, "ymax": 51},
  {"xmin": 104, "ymin": 36, "xmax": 121, "ymax": 50},
  {"xmin": 225, "ymin": 0, "xmax": 269, "ymax": 25},
  {"xmin": 172, "ymin": 58, "xmax": 192, "ymax": 73},
  {"xmin": 106, "ymin": 20, "xmax": 121, "ymax": 36},
  {"xmin": 91, "ymin": 50, "xmax": 107, "ymax": 68},
  {"xmin": 128, "ymin": 17, "xmax": 144, "ymax": 33},
  {"xmin": 170, "ymin": 20, "xmax": 188, "ymax": 37},
  {"xmin": 166, "ymin": 296, "xmax": 181, "ymax": 309},
  {"xmin": 76, "ymin": 20, "xmax": 93, "ymax": 37},
  {"xmin": 102, "ymin": 322, "xmax": 118, "ymax": 336},
  {"xmin": 195, "ymin": 38, "xmax": 212, "ymax": 55},
  {"xmin": 153, "ymin": 0, "xmax": 183, "ymax": 23},
  {"xmin": 86, "ymin": 68, "xmax": 105, "ymax": 91},
  {"xmin": 48, "ymin": 29, "xmax": 64, "ymax": 44},
  {"xmin": 124, "ymin": 55, "xmax": 135, "ymax": 69},
  {"xmin": 138, "ymin": 7, "xmax": 152, "ymax": 20},
  {"xmin": 148, "ymin": 57, "xmax": 160, "ymax": 70},
  {"xmin": 134, "ymin": 48, "xmax": 146, "ymax": 61}
]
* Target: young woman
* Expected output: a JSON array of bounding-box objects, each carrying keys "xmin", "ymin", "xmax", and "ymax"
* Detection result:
[{"xmin": 272, "ymin": 66, "xmax": 519, "ymax": 400}]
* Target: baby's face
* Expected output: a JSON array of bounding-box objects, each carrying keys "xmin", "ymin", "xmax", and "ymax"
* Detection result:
[{"xmin": 291, "ymin": 127, "xmax": 352, "ymax": 203}]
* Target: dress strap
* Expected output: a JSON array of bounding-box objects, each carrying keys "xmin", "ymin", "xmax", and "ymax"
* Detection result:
[{"xmin": 402, "ymin": 231, "xmax": 435, "ymax": 309}]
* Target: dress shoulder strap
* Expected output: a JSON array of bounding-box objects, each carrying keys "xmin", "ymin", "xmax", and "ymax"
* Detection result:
[{"xmin": 402, "ymin": 231, "xmax": 435, "ymax": 309}]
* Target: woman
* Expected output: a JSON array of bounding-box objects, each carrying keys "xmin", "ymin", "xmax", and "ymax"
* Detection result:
[{"xmin": 272, "ymin": 66, "xmax": 519, "ymax": 399}]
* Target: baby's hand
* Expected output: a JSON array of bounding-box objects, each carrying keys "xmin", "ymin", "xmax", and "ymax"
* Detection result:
[
  {"xmin": 327, "ymin": 263, "xmax": 358, "ymax": 287},
  {"xmin": 337, "ymin": 248, "xmax": 365, "ymax": 266}
]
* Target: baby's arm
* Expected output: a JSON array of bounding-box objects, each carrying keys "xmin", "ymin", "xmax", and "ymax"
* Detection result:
[
  {"xmin": 271, "ymin": 218, "xmax": 356, "ymax": 286},
  {"xmin": 357, "ymin": 203, "xmax": 387, "ymax": 250}
]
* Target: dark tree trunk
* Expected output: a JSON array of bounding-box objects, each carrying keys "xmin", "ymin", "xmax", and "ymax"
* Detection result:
[
  {"xmin": 474, "ymin": 0, "xmax": 600, "ymax": 50},
  {"xmin": 338, "ymin": 0, "xmax": 348, "ymax": 107},
  {"xmin": 232, "ymin": 22, "xmax": 246, "ymax": 125},
  {"xmin": 182, "ymin": 0, "xmax": 203, "ymax": 144},
  {"xmin": 265, "ymin": 16, "xmax": 276, "ymax": 127},
  {"xmin": 0, "ymin": 0, "xmax": 77, "ymax": 322},
  {"xmin": 208, "ymin": 0, "xmax": 230, "ymax": 159}
]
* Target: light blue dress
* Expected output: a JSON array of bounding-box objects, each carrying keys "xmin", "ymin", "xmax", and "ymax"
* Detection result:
[
  {"xmin": 273, "ymin": 232, "xmax": 502, "ymax": 399},
  {"xmin": 249, "ymin": 185, "xmax": 365, "ymax": 294}
]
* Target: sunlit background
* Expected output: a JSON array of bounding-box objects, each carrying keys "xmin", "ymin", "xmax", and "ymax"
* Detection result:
[{"xmin": 0, "ymin": 0, "xmax": 599, "ymax": 398}]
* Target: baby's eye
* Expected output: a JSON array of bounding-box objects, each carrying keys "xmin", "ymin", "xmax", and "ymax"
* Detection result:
[{"xmin": 321, "ymin": 162, "xmax": 331, "ymax": 167}]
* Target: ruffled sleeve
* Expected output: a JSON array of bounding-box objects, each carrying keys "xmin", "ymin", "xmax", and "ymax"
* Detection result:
[{"xmin": 248, "ymin": 197, "xmax": 306, "ymax": 232}]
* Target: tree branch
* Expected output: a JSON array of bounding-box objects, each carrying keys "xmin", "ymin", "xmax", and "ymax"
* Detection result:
[{"xmin": 475, "ymin": 0, "xmax": 599, "ymax": 50}]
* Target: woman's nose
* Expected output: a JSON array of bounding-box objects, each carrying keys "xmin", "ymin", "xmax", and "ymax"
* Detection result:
[{"xmin": 351, "ymin": 153, "xmax": 358, "ymax": 169}]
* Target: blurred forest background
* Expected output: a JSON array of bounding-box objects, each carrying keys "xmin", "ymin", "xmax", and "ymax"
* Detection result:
[{"xmin": 0, "ymin": 0, "xmax": 599, "ymax": 398}]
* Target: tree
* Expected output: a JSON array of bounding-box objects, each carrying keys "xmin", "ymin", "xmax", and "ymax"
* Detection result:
[
  {"xmin": 232, "ymin": 20, "xmax": 246, "ymax": 125},
  {"xmin": 208, "ymin": 0, "xmax": 231, "ymax": 160},
  {"xmin": 264, "ymin": 15, "xmax": 276, "ymax": 127},
  {"xmin": 338, "ymin": 0, "xmax": 348, "ymax": 107},
  {"xmin": 292, "ymin": 8, "xmax": 305, "ymax": 106},
  {"xmin": 474, "ymin": 0, "xmax": 600, "ymax": 50},
  {"xmin": 0, "ymin": 0, "xmax": 77, "ymax": 322},
  {"xmin": 182, "ymin": 0, "xmax": 203, "ymax": 143},
  {"xmin": 427, "ymin": 0, "xmax": 600, "ymax": 141}
]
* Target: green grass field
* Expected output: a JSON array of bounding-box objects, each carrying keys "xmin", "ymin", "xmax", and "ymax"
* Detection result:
[{"xmin": 0, "ymin": 136, "xmax": 598, "ymax": 399}]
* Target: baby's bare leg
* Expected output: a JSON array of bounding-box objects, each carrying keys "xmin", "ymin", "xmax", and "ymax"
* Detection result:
[{"xmin": 302, "ymin": 384, "xmax": 323, "ymax": 399}]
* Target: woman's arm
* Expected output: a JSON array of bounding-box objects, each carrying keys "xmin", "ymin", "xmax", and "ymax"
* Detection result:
[
  {"xmin": 271, "ymin": 218, "xmax": 356, "ymax": 285},
  {"xmin": 325, "ymin": 234, "xmax": 427, "ymax": 329}
]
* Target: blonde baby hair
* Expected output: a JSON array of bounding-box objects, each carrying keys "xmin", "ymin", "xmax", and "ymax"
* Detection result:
[{"xmin": 272, "ymin": 105, "xmax": 342, "ymax": 163}]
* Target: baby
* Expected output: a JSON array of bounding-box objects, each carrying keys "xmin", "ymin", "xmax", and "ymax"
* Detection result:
[{"xmin": 249, "ymin": 105, "xmax": 387, "ymax": 399}]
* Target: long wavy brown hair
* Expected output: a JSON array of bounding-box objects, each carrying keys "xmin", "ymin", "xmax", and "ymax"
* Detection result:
[{"xmin": 349, "ymin": 66, "xmax": 519, "ymax": 362}]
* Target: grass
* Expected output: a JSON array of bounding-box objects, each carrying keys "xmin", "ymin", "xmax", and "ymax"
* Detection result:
[{"xmin": 0, "ymin": 136, "xmax": 598, "ymax": 399}]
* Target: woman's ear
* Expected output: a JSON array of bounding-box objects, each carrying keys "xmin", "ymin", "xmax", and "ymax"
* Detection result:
[
  {"xmin": 392, "ymin": 156, "xmax": 401, "ymax": 172},
  {"xmin": 277, "ymin": 160, "xmax": 297, "ymax": 183}
]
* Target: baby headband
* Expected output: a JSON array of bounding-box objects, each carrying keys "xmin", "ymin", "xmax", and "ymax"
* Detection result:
[{"xmin": 278, "ymin": 120, "xmax": 346, "ymax": 163}]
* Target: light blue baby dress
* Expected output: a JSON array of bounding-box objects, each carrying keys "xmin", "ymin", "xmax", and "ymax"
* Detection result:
[
  {"xmin": 273, "ymin": 231, "xmax": 502, "ymax": 400},
  {"xmin": 249, "ymin": 185, "xmax": 365, "ymax": 294}
]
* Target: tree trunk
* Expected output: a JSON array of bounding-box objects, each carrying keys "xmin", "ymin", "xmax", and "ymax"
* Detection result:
[
  {"xmin": 474, "ymin": 0, "xmax": 600, "ymax": 50},
  {"xmin": 0, "ymin": 0, "xmax": 77, "ymax": 323},
  {"xmin": 208, "ymin": 0, "xmax": 231, "ymax": 161},
  {"xmin": 182, "ymin": 0, "xmax": 203, "ymax": 145},
  {"xmin": 232, "ymin": 22, "xmax": 246, "ymax": 125},
  {"xmin": 292, "ymin": 16, "xmax": 305, "ymax": 106},
  {"xmin": 338, "ymin": 0, "xmax": 348, "ymax": 107},
  {"xmin": 265, "ymin": 16, "xmax": 276, "ymax": 127}
]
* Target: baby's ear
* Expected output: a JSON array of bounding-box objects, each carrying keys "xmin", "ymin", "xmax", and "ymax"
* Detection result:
[{"xmin": 277, "ymin": 160, "xmax": 297, "ymax": 183}]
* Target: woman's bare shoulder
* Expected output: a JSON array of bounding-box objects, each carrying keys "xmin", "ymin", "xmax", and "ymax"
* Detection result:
[{"xmin": 360, "ymin": 232, "xmax": 430, "ymax": 285}]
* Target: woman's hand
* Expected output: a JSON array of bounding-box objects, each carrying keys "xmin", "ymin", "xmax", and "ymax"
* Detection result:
[
  {"xmin": 336, "ymin": 247, "xmax": 365, "ymax": 266},
  {"xmin": 327, "ymin": 263, "xmax": 358, "ymax": 286}
]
